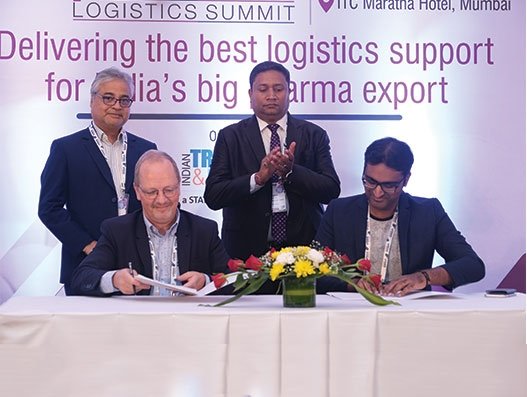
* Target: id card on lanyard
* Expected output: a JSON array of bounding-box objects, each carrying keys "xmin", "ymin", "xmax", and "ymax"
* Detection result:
[
  {"xmin": 364, "ymin": 206, "xmax": 399, "ymax": 283},
  {"xmin": 89, "ymin": 122, "xmax": 129, "ymax": 215},
  {"xmin": 147, "ymin": 233, "xmax": 180, "ymax": 296},
  {"xmin": 271, "ymin": 182, "xmax": 287, "ymax": 213}
]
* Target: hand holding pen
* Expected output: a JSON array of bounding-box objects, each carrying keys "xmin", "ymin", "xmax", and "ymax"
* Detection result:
[
  {"xmin": 128, "ymin": 261, "xmax": 137, "ymax": 295},
  {"xmin": 112, "ymin": 262, "xmax": 147, "ymax": 295}
]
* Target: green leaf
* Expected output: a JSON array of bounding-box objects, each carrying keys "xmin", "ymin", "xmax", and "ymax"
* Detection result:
[
  {"xmin": 353, "ymin": 283, "xmax": 399, "ymax": 306},
  {"xmin": 232, "ymin": 273, "xmax": 249, "ymax": 292},
  {"xmin": 214, "ymin": 274, "xmax": 270, "ymax": 307},
  {"xmin": 331, "ymin": 275, "xmax": 399, "ymax": 306},
  {"xmin": 340, "ymin": 269, "xmax": 362, "ymax": 279}
]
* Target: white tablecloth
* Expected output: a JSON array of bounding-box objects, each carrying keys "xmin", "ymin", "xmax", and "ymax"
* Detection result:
[{"xmin": 0, "ymin": 293, "xmax": 525, "ymax": 397}]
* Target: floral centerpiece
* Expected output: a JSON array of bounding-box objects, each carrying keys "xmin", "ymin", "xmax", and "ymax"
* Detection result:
[{"xmin": 211, "ymin": 243, "xmax": 398, "ymax": 308}]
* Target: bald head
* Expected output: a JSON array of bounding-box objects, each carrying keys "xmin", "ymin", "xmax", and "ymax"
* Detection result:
[{"xmin": 134, "ymin": 150, "xmax": 180, "ymax": 187}]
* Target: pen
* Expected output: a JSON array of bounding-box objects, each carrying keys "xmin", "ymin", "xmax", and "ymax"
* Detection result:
[{"xmin": 128, "ymin": 261, "xmax": 136, "ymax": 295}]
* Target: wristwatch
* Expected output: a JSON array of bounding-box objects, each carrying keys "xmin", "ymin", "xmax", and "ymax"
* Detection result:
[
  {"xmin": 283, "ymin": 169, "xmax": 293, "ymax": 183},
  {"xmin": 420, "ymin": 271, "xmax": 431, "ymax": 287}
]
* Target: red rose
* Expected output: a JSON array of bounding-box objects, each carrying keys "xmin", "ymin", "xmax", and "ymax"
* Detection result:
[
  {"xmin": 341, "ymin": 254, "xmax": 352, "ymax": 265},
  {"xmin": 245, "ymin": 255, "xmax": 263, "ymax": 271},
  {"xmin": 212, "ymin": 273, "xmax": 227, "ymax": 288},
  {"xmin": 323, "ymin": 247, "xmax": 334, "ymax": 256},
  {"xmin": 368, "ymin": 274, "xmax": 382, "ymax": 289},
  {"xmin": 228, "ymin": 258, "xmax": 244, "ymax": 272},
  {"xmin": 357, "ymin": 258, "xmax": 371, "ymax": 272}
]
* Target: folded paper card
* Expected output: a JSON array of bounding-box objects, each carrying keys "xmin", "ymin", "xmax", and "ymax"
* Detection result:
[
  {"xmin": 134, "ymin": 273, "xmax": 239, "ymax": 296},
  {"xmin": 134, "ymin": 274, "xmax": 198, "ymax": 295},
  {"xmin": 327, "ymin": 291, "xmax": 462, "ymax": 301}
]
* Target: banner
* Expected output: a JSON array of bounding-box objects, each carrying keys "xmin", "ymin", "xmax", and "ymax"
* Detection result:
[{"xmin": 0, "ymin": 0, "xmax": 524, "ymax": 301}]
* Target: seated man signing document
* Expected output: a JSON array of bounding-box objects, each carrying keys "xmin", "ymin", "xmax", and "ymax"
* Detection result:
[
  {"xmin": 70, "ymin": 150, "xmax": 230, "ymax": 296},
  {"xmin": 316, "ymin": 137, "xmax": 485, "ymax": 296}
]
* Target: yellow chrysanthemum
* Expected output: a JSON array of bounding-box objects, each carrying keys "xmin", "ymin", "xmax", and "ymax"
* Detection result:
[
  {"xmin": 295, "ymin": 246, "xmax": 310, "ymax": 256},
  {"xmin": 270, "ymin": 263, "xmax": 285, "ymax": 281},
  {"xmin": 294, "ymin": 259, "xmax": 316, "ymax": 278},
  {"xmin": 271, "ymin": 251, "xmax": 280, "ymax": 260},
  {"xmin": 319, "ymin": 262, "xmax": 331, "ymax": 274}
]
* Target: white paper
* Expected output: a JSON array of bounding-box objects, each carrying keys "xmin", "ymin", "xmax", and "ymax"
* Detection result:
[
  {"xmin": 134, "ymin": 274, "xmax": 198, "ymax": 295},
  {"xmin": 389, "ymin": 291, "xmax": 463, "ymax": 301},
  {"xmin": 327, "ymin": 290, "xmax": 463, "ymax": 301},
  {"xmin": 195, "ymin": 273, "xmax": 239, "ymax": 296},
  {"xmin": 326, "ymin": 292, "xmax": 366, "ymax": 301},
  {"xmin": 135, "ymin": 273, "xmax": 240, "ymax": 297}
]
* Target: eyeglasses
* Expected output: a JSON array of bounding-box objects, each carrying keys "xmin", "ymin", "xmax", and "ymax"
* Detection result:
[
  {"xmin": 138, "ymin": 185, "xmax": 179, "ymax": 200},
  {"xmin": 362, "ymin": 175, "xmax": 405, "ymax": 194},
  {"xmin": 96, "ymin": 94, "xmax": 134, "ymax": 108}
]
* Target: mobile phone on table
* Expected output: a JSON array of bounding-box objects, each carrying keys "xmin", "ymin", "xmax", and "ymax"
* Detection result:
[{"xmin": 484, "ymin": 288, "xmax": 516, "ymax": 297}]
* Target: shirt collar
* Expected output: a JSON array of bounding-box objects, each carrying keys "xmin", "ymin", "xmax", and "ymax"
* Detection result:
[
  {"xmin": 256, "ymin": 114, "xmax": 288, "ymax": 134},
  {"xmin": 143, "ymin": 209, "xmax": 180, "ymax": 238},
  {"xmin": 91, "ymin": 122, "xmax": 125, "ymax": 144}
]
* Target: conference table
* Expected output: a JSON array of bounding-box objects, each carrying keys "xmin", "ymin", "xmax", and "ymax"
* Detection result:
[{"xmin": 0, "ymin": 292, "xmax": 525, "ymax": 397}]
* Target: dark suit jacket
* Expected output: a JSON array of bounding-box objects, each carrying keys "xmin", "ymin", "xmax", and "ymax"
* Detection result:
[
  {"xmin": 38, "ymin": 127, "xmax": 156, "ymax": 289},
  {"xmin": 315, "ymin": 192, "xmax": 485, "ymax": 293},
  {"xmin": 69, "ymin": 209, "xmax": 230, "ymax": 296},
  {"xmin": 204, "ymin": 114, "xmax": 340, "ymax": 261}
]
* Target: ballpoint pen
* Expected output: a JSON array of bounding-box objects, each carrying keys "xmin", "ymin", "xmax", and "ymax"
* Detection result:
[{"xmin": 128, "ymin": 261, "xmax": 136, "ymax": 295}]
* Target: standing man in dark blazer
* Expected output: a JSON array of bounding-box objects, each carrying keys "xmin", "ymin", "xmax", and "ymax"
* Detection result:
[
  {"xmin": 38, "ymin": 67, "xmax": 157, "ymax": 295},
  {"xmin": 316, "ymin": 137, "xmax": 485, "ymax": 296},
  {"xmin": 204, "ymin": 61, "xmax": 340, "ymax": 265},
  {"xmin": 70, "ymin": 150, "xmax": 229, "ymax": 296}
]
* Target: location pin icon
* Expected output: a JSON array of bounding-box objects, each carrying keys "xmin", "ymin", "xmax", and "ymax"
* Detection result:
[{"xmin": 319, "ymin": 0, "xmax": 335, "ymax": 13}]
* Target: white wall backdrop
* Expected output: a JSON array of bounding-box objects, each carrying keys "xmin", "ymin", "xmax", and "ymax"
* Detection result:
[{"xmin": 0, "ymin": 0, "xmax": 524, "ymax": 302}]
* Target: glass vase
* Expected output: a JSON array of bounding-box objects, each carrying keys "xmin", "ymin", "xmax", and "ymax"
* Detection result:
[{"xmin": 281, "ymin": 277, "xmax": 316, "ymax": 308}]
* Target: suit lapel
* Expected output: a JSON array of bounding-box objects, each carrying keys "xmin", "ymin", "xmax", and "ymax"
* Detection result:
[
  {"xmin": 176, "ymin": 211, "xmax": 191, "ymax": 274},
  {"xmin": 355, "ymin": 195, "xmax": 369, "ymax": 259},
  {"xmin": 124, "ymin": 133, "xmax": 136, "ymax": 193},
  {"xmin": 245, "ymin": 116, "xmax": 267, "ymax": 165},
  {"xmin": 285, "ymin": 114, "xmax": 303, "ymax": 151},
  {"xmin": 81, "ymin": 128, "xmax": 115, "ymax": 190},
  {"xmin": 136, "ymin": 212, "xmax": 153, "ymax": 278},
  {"xmin": 397, "ymin": 193, "xmax": 410, "ymax": 274}
]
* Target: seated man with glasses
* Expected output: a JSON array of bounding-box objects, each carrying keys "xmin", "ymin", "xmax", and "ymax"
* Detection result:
[
  {"xmin": 39, "ymin": 67, "xmax": 157, "ymax": 295},
  {"xmin": 69, "ymin": 150, "xmax": 230, "ymax": 296},
  {"xmin": 316, "ymin": 137, "xmax": 485, "ymax": 296}
]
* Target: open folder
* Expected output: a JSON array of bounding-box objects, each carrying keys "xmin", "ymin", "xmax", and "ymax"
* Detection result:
[{"xmin": 134, "ymin": 273, "xmax": 238, "ymax": 297}]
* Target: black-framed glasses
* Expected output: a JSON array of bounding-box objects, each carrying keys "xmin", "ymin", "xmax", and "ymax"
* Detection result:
[
  {"xmin": 362, "ymin": 175, "xmax": 405, "ymax": 194},
  {"xmin": 138, "ymin": 185, "xmax": 179, "ymax": 200},
  {"xmin": 96, "ymin": 94, "xmax": 134, "ymax": 108}
]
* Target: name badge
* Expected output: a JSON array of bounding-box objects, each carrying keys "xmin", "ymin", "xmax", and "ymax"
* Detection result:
[
  {"xmin": 272, "ymin": 182, "xmax": 287, "ymax": 213},
  {"xmin": 117, "ymin": 193, "xmax": 129, "ymax": 216}
]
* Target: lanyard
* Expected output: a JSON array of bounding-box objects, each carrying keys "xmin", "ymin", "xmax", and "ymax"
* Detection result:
[
  {"xmin": 88, "ymin": 122, "xmax": 128, "ymax": 194},
  {"xmin": 364, "ymin": 206, "xmax": 399, "ymax": 283},
  {"xmin": 146, "ymin": 230, "xmax": 179, "ymax": 296}
]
